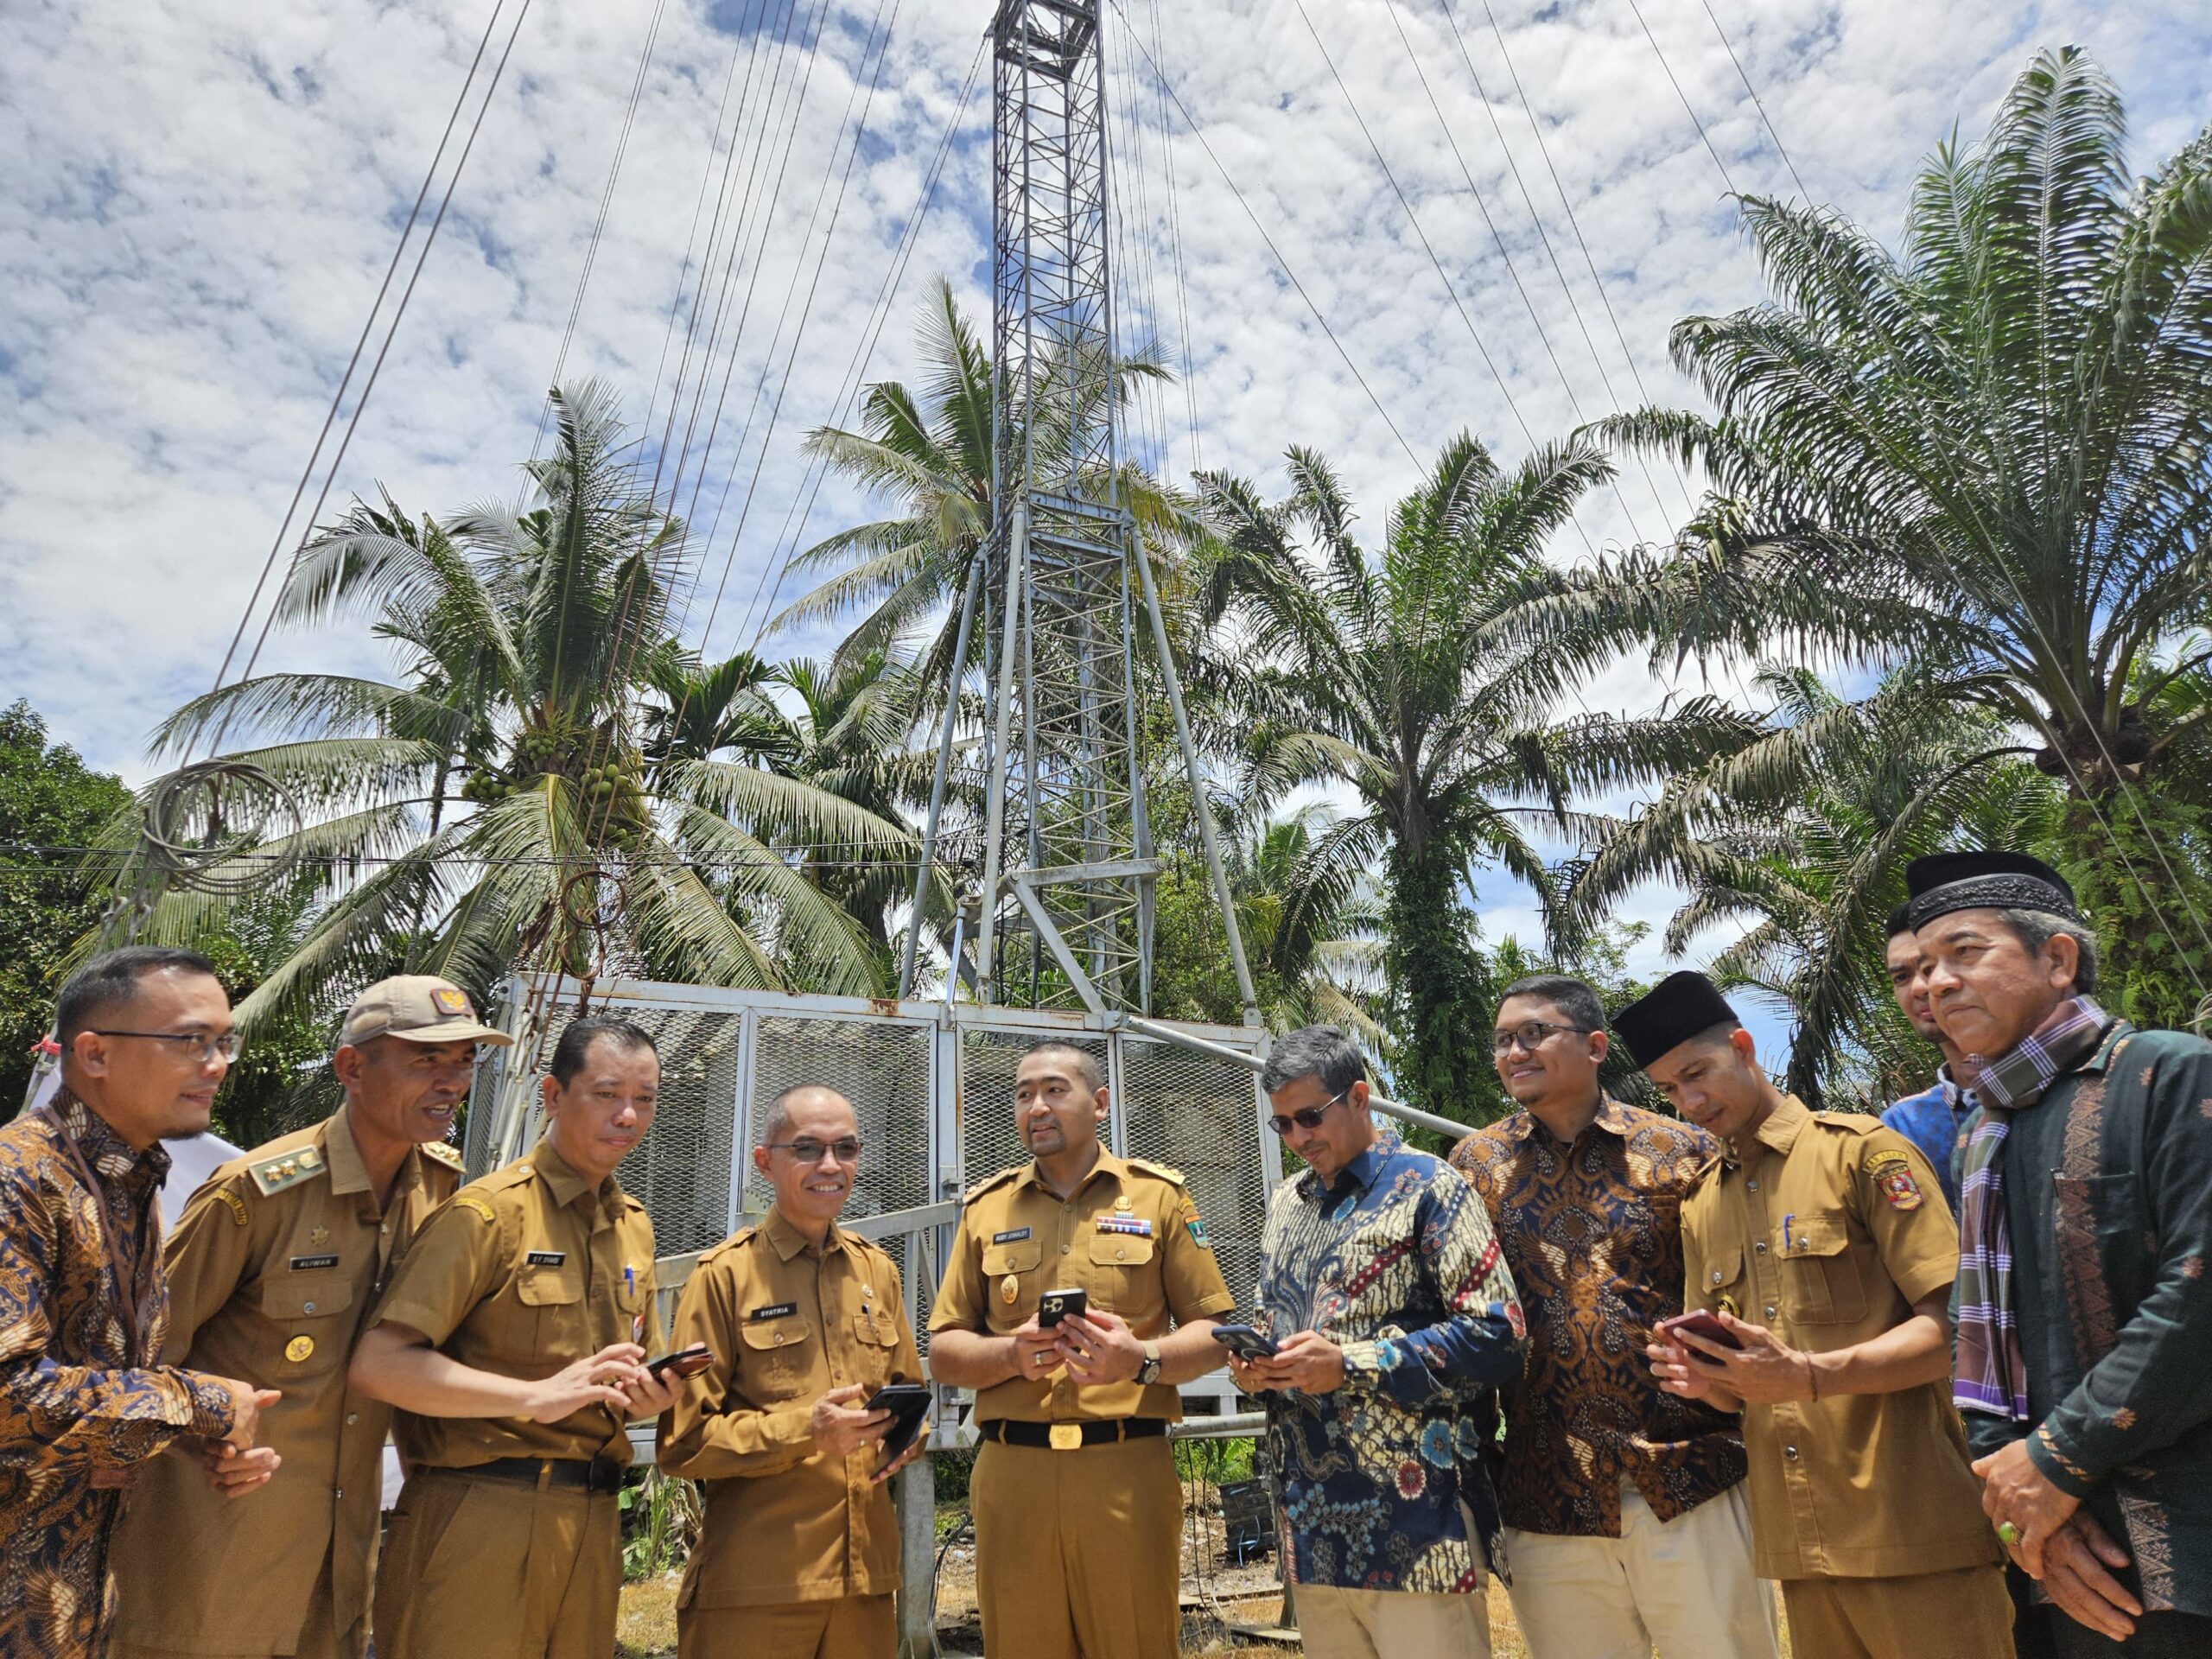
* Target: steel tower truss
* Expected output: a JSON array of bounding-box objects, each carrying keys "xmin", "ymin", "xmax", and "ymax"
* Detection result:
[{"xmin": 900, "ymin": 0, "xmax": 1255, "ymax": 1021}]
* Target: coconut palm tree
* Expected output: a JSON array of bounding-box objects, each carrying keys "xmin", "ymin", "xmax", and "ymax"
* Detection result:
[
  {"xmin": 1502, "ymin": 48, "xmax": 2212, "ymax": 1019},
  {"xmin": 1198, "ymin": 435, "xmax": 1760, "ymax": 1122},
  {"xmin": 117, "ymin": 381, "xmax": 915, "ymax": 1033}
]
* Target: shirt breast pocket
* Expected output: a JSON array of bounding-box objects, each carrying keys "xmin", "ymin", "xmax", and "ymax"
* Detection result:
[
  {"xmin": 259, "ymin": 1275, "xmax": 356, "ymax": 1378},
  {"xmin": 740, "ymin": 1315, "xmax": 817, "ymax": 1401},
  {"xmin": 516, "ymin": 1257, "xmax": 588, "ymax": 1358},
  {"xmin": 1698, "ymin": 1243, "xmax": 1746, "ymax": 1314},
  {"xmin": 1778, "ymin": 1215, "xmax": 1866, "ymax": 1325},
  {"xmin": 1087, "ymin": 1230, "xmax": 1155, "ymax": 1309},
  {"xmin": 980, "ymin": 1240, "xmax": 1043, "ymax": 1332},
  {"xmin": 852, "ymin": 1308, "xmax": 901, "ymax": 1385}
]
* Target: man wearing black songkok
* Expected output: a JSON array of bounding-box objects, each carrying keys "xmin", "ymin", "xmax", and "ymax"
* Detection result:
[
  {"xmin": 1912, "ymin": 849, "xmax": 2212, "ymax": 1654},
  {"xmin": 1627, "ymin": 971, "xmax": 2007, "ymax": 1658}
]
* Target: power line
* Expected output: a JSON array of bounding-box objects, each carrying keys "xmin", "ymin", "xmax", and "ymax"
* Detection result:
[
  {"xmin": 1622, "ymin": 0, "xmax": 1738, "ymax": 196},
  {"xmin": 1693, "ymin": 0, "xmax": 1813, "ymax": 201}
]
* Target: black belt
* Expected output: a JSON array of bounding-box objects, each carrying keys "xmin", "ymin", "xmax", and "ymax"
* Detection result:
[
  {"xmin": 460, "ymin": 1456, "xmax": 626, "ymax": 1493},
  {"xmin": 980, "ymin": 1418, "xmax": 1169, "ymax": 1450}
]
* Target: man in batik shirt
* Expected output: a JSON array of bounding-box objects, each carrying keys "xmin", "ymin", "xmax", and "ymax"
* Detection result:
[
  {"xmin": 1452, "ymin": 974, "xmax": 1775, "ymax": 1659},
  {"xmin": 0, "ymin": 948, "xmax": 273, "ymax": 1659},
  {"xmin": 1912, "ymin": 849, "xmax": 2212, "ymax": 1655},
  {"xmin": 1229, "ymin": 1026, "xmax": 1522, "ymax": 1659},
  {"xmin": 1879, "ymin": 904, "xmax": 1977, "ymax": 1212}
]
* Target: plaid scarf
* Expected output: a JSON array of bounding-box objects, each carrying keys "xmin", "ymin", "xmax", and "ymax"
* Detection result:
[{"xmin": 1953, "ymin": 995, "xmax": 2108, "ymax": 1421}]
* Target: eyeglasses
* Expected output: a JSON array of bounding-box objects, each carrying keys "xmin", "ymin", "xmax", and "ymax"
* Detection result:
[
  {"xmin": 1491, "ymin": 1020, "xmax": 1594, "ymax": 1055},
  {"xmin": 766, "ymin": 1136, "xmax": 864, "ymax": 1165},
  {"xmin": 1266, "ymin": 1090, "xmax": 1351, "ymax": 1137},
  {"xmin": 89, "ymin": 1029, "xmax": 245, "ymax": 1065}
]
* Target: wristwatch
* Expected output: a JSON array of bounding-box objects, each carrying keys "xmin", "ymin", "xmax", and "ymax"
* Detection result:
[{"xmin": 1136, "ymin": 1341, "xmax": 1162, "ymax": 1386}]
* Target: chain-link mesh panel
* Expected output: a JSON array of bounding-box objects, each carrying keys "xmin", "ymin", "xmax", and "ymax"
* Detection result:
[
  {"xmin": 957, "ymin": 1030, "xmax": 1110, "ymax": 1186},
  {"xmin": 1120, "ymin": 1038, "xmax": 1267, "ymax": 1316},
  {"xmin": 741, "ymin": 1016, "xmax": 935, "ymax": 1224}
]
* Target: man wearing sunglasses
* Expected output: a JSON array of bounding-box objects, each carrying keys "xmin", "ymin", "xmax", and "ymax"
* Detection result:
[
  {"xmin": 0, "ymin": 947, "xmax": 277, "ymax": 1659},
  {"xmin": 658, "ymin": 1084, "xmax": 925, "ymax": 1658},
  {"xmin": 929, "ymin": 1042, "xmax": 1236, "ymax": 1659},
  {"xmin": 105, "ymin": 974, "xmax": 501, "ymax": 1659},
  {"xmin": 1230, "ymin": 1025, "xmax": 1523, "ymax": 1658}
]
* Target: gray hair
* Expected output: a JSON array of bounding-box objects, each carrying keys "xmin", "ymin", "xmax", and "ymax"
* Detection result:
[
  {"xmin": 760, "ymin": 1083, "xmax": 851, "ymax": 1145},
  {"xmin": 1259, "ymin": 1025, "xmax": 1368, "ymax": 1098},
  {"xmin": 1996, "ymin": 908, "xmax": 2101, "ymax": 995}
]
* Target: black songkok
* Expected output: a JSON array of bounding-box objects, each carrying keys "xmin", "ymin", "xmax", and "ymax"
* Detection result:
[
  {"xmin": 1611, "ymin": 970, "xmax": 1739, "ymax": 1071},
  {"xmin": 1904, "ymin": 851, "xmax": 2080, "ymax": 931}
]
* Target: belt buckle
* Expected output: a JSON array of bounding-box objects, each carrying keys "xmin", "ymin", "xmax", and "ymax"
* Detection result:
[{"xmin": 1048, "ymin": 1422, "xmax": 1083, "ymax": 1452}]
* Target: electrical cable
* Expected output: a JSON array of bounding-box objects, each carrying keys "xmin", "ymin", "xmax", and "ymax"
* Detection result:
[
  {"xmin": 1622, "ymin": 0, "xmax": 1738, "ymax": 196},
  {"xmin": 1693, "ymin": 0, "xmax": 1813, "ymax": 201}
]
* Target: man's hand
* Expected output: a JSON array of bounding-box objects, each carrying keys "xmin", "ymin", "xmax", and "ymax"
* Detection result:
[
  {"xmin": 1669, "ymin": 1313, "xmax": 1815, "ymax": 1405},
  {"xmin": 1646, "ymin": 1332, "xmax": 1736, "ymax": 1407},
  {"xmin": 1257, "ymin": 1330, "xmax": 1346, "ymax": 1395},
  {"xmin": 810, "ymin": 1384, "xmax": 893, "ymax": 1459},
  {"xmin": 175, "ymin": 1437, "xmax": 283, "ymax": 1499},
  {"xmin": 2020, "ymin": 1512, "xmax": 2140, "ymax": 1643},
  {"xmin": 620, "ymin": 1360, "xmax": 679, "ymax": 1424},
  {"xmin": 1007, "ymin": 1317, "xmax": 1065, "ymax": 1382},
  {"xmin": 215, "ymin": 1379, "xmax": 282, "ymax": 1449},
  {"xmin": 1056, "ymin": 1310, "xmax": 1145, "ymax": 1386},
  {"xmin": 871, "ymin": 1426, "xmax": 928, "ymax": 1486},
  {"xmin": 522, "ymin": 1344, "xmax": 644, "ymax": 1424},
  {"xmin": 1973, "ymin": 1436, "xmax": 2082, "ymax": 1577},
  {"xmin": 1225, "ymin": 1351, "xmax": 1276, "ymax": 1395}
]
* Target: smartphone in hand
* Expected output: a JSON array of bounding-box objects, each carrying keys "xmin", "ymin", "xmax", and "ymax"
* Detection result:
[
  {"xmin": 1211, "ymin": 1324, "xmax": 1280, "ymax": 1360},
  {"xmin": 645, "ymin": 1344, "xmax": 714, "ymax": 1381},
  {"xmin": 1039, "ymin": 1287, "xmax": 1087, "ymax": 1329},
  {"xmin": 866, "ymin": 1383, "xmax": 932, "ymax": 1475},
  {"xmin": 1656, "ymin": 1311, "xmax": 1743, "ymax": 1365}
]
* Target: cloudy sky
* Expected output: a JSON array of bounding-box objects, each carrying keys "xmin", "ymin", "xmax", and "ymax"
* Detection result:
[{"xmin": 5, "ymin": 0, "xmax": 2209, "ymax": 1012}]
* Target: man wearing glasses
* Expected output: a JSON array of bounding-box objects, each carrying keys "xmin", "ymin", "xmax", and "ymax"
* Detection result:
[
  {"xmin": 658, "ymin": 1084, "xmax": 925, "ymax": 1657},
  {"xmin": 0, "ymin": 947, "xmax": 277, "ymax": 1659},
  {"xmin": 1449, "ymin": 975, "xmax": 1776, "ymax": 1659},
  {"xmin": 1229, "ymin": 1025, "xmax": 1522, "ymax": 1658},
  {"xmin": 105, "ymin": 975, "xmax": 500, "ymax": 1659},
  {"xmin": 929, "ymin": 1042, "xmax": 1236, "ymax": 1658}
]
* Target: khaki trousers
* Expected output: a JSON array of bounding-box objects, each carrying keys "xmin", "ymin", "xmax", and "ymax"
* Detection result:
[
  {"xmin": 1294, "ymin": 1583, "xmax": 1491, "ymax": 1659},
  {"xmin": 970, "ymin": 1433, "xmax": 1182, "ymax": 1659},
  {"xmin": 677, "ymin": 1593, "xmax": 895, "ymax": 1659},
  {"xmin": 1503, "ymin": 1480, "xmax": 1780, "ymax": 1659},
  {"xmin": 371, "ymin": 1469, "xmax": 621, "ymax": 1659},
  {"xmin": 1782, "ymin": 1563, "xmax": 2016, "ymax": 1659},
  {"xmin": 109, "ymin": 1554, "xmax": 362, "ymax": 1659}
]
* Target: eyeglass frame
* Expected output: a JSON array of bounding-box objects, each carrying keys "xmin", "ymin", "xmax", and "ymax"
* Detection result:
[
  {"xmin": 1265, "ymin": 1088, "xmax": 1356, "ymax": 1138},
  {"xmin": 1491, "ymin": 1019, "xmax": 1598, "ymax": 1055},
  {"xmin": 86, "ymin": 1029, "xmax": 244, "ymax": 1065},
  {"xmin": 763, "ymin": 1136, "xmax": 865, "ymax": 1165}
]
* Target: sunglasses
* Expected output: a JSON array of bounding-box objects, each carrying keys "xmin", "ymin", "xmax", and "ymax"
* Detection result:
[
  {"xmin": 1267, "ymin": 1089, "xmax": 1351, "ymax": 1137},
  {"xmin": 766, "ymin": 1137, "xmax": 864, "ymax": 1165}
]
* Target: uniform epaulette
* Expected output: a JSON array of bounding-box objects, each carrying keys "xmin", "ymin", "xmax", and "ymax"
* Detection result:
[
  {"xmin": 1125, "ymin": 1156, "xmax": 1187, "ymax": 1187},
  {"xmin": 1812, "ymin": 1110, "xmax": 1885, "ymax": 1135},
  {"xmin": 247, "ymin": 1143, "xmax": 329, "ymax": 1197},
  {"xmin": 420, "ymin": 1140, "xmax": 465, "ymax": 1171},
  {"xmin": 700, "ymin": 1225, "xmax": 758, "ymax": 1264},
  {"xmin": 963, "ymin": 1166, "xmax": 1021, "ymax": 1205}
]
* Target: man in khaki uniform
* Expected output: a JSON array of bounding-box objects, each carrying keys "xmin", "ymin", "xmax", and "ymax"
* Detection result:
[
  {"xmin": 658, "ymin": 1084, "xmax": 925, "ymax": 1657},
  {"xmin": 928, "ymin": 1042, "xmax": 1236, "ymax": 1659},
  {"xmin": 1623, "ymin": 972, "xmax": 2010, "ymax": 1659},
  {"xmin": 350, "ymin": 1014, "xmax": 677, "ymax": 1659},
  {"xmin": 106, "ymin": 976, "xmax": 499, "ymax": 1659}
]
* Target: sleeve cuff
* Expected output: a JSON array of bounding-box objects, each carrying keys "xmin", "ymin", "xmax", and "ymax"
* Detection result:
[
  {"xmin": 182, "ymin": 1372, "xmax": 236, "ymax": 1439},
  {"xmin": 1338, "ymin": 1338, "xmax": 1389, "ymax": 1390},
  {"xmin": 2027, "ymin": 1422, "xmax": 2099, "ymax": 1497},
  {"xmin": 762, "ymin": 1405, "xmax": 815, "ymax": 1449}
]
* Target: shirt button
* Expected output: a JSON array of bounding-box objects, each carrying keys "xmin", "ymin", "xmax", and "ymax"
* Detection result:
[
  {"xmin": 335, "ymin": 1487, "xmax": 345, "ymax": 1498},
  {"xmin": 774, "ymin": 1332, "xmax": 785, "ymax": 1345},
  {"xmin": 1060, "ymin": 1243, "xmax": 1071, "ymax": 1255},
  {"xmin": 1764, "ymin": 1306, "xmax": 1777, "ymax": 1319},
  {"xmin": 304, "ymin": 1301, "xmax": 317, "ymax": 1314},
  {"xmin": 1753, "ymin": 1242, "xmax": 1768, "ymax": 1255},
  {"xmin": 1784, "ymin": 1446, "xmax": 1799, "ymax": 1461},
  {"xmin": 1116, "ymin": 1248, "xmax": 1127, "ymax": 1261},
  {"xmin": 1745, "ymin": 1180, "xmax": 1758, "ymax": 1192},
  {"xmin": 346, "ymin": 1412, "xmax": 359, "ymax": 1426},
  {"xmin": 1710, "ymin": 1271, "xmax": 1723, "ymax": 1285}
]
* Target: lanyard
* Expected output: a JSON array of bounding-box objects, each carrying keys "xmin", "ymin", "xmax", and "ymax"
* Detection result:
[{"xmin": 41, "ymin": 1106, "xmax": 162, "ymax": 1368}]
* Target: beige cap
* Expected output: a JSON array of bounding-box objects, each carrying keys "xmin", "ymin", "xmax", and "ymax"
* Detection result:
[{"xmin": 339, "ymin": 976, "xmax": 512, "ymax": 1050}]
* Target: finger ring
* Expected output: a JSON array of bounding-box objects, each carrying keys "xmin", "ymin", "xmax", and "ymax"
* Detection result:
[{"xmin": 1996, "ymin": 1521, "xmax": 2021, "ymax": 1547}]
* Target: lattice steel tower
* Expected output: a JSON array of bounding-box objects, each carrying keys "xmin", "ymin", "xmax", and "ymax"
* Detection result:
[{"xmin": 900, "ymin": 0, "xmax": 1256, "ymax": 1022}]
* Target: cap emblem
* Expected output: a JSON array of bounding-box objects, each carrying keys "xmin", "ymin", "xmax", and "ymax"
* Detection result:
[{"xmin": 431, "ymin": 988, "xmax": 471, "ymax": 1016}]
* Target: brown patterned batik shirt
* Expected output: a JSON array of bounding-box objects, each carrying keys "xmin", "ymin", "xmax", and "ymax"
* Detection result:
[
  {"xmin": 0, "ymin": 1093, "xmax": 236, "ymax": 1659},
  {"xmin": 1452, "ymin": 1100, "xmax": 1746, "ymax": 1536}
]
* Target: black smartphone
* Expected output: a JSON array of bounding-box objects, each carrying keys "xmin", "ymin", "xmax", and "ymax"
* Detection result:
[
  {"xmin": 1657, "ymin": 1311, "xmax": 1744, "ymax": 1365},
  {"xmin": 1038, "ymin": 1287, "xmax": 1087, "ymax": 1328},
  {"xmin": 1211, "ymin": 1324, "xmax": 1280, "ymax": 1360},
  {"xmin": 645, "ymin": 1343, "xmax": 714, "ymax": 1381},
  {"xmin": 867, "ymin": 1383, "xmax": 932, "ymax": 1474}
]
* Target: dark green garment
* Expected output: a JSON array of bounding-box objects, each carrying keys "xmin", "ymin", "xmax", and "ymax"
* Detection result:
[{"xmin": 1956, "ymin": 1022, "xmax": 2212, "ymax": 1617}]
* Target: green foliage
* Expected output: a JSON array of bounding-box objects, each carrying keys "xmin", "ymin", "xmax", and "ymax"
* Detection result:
[
  {"xmin": 620, "ymin": 1468, "xmax": 701, "ymax": 1580},
  {"xmin": 1382, "ymin": 849, "xmax": 1503, "ymax": 1126},
  {"xmin": 2041, "ymin": 793, "xmax": 2212, "ymax": 1033},
  {"xmin": 0, "ymin": 702, "xmax": 131, "ymax": 1107}
]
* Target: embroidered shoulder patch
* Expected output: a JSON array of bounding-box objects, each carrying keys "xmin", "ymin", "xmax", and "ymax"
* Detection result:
[
  {"xmin": 454, "ymin": 1193, "xmax": 498, "ymax": 1224},
  {"xmin": 1871, "ymin": 1155, "xmax": 1924, "ymax": 1211},
  {"xmin": 1185, "ymin": 1212, "xmax": 1211, "ymax": 1249},
  {"xmin": 214, "ymin": 1186, "xmax": 251, "ymax": 1227}
]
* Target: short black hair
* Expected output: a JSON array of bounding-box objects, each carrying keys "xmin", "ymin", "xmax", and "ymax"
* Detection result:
[
  {"xmin": 55, "ymin": 946, "xmax": 222, "ymax": 1046},
  {"xmin": 1259, "ymin": 1025, "xmax": 1368, "ymax": 1098},
  {"xmin": 1020, "ymin": 1041, "xmax": 1103, "ymax": 1096},
  {"xmin": 1885, "ymin": 902, "xmax": 1915, "ymax": 938},
  {"xmin": 549, "ymin": 1015, "xmax": 658, "ymax": 1084},
  {"xmin": 1497, "ymin": 974, "xmax": 1605, "ymax": 1036}
]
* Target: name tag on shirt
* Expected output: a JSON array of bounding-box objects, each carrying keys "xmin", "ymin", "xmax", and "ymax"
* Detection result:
[
  {"xmin": 289, "ymin": 1254, "xmax": 340, "ymax": 1271},
  {"xmin": 1095, "ymin": 1217, "xmax": 1154, "ymax": 1237},
  {"xmin": 992, "ymin": 1228, "xmax": 1032, "ymax": 1243},
  {"xmin": 751, "ymin": 1302, "xmax": 798, "ymax": 1321},
  {"xmin": 525, "ymin": 1250, "xmax": 566, "ymax": 1268}
]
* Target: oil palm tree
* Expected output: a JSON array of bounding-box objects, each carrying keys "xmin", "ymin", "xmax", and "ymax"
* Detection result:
[
  {"xmin": 1198, "ymin": 435, "xmax": 1760, "ymax": 1122},
  {"xmin": 1503, "ymin": 48, "xmax": 2212, "ymax": 1016},
  {"xmin": 117, "ymin": 381, "xmax": 915, "ymax": 1033}
]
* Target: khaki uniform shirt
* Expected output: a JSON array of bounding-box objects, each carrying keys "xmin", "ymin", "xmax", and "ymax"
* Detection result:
[
  {"xmin": 107, "ymin": 1109, "xmax": 461, "ymax": 1652},
  {"xmin": 371, "ymin": 1137, "xmax": 658, "ymax": 1469},
  {"xmin": 657, "ymin": 1208, "xmax": 922, "ymax": 1610},
  {"xmin": 1681, "ymin": 1095, "xmax": 1999, "ymax": 1580},
  {"xmin": 929, "ymin": 1151, "xmax": 1234, "ymax": 1423}
]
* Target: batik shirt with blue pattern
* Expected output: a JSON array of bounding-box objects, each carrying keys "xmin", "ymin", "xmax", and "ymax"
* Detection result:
[
  {"xmin": 1881, "ymin": 1067, "xmax": 1973, "ymax": 1214},
  {"xmin": 1252, "ymin": 1128, "xmax": 1524, "ymax": 1594}
]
